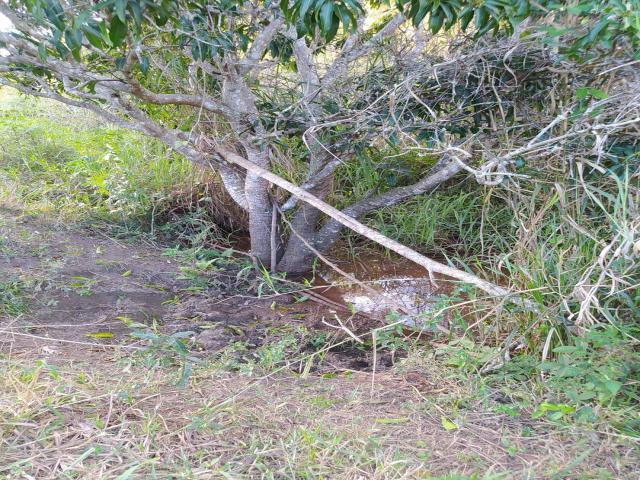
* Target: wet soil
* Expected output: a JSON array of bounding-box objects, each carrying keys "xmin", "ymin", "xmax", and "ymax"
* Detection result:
[{"xmin": 0, "ymin": 208, "xmax": 398, "ymax": 373}]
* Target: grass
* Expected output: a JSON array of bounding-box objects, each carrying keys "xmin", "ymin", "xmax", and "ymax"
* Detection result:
[
  {"xmin": 0, "ymin": 277, "xmax": 29, "ymax": 316},
  {"xmin": 331, "ymin": 125, "xmax": 640, "ymax": 437},
  {"xmin": 2, "ymin": 347, "xmax": 634, "ymax": 479},
  {"xmin": 1, "ymin": 87, "xmax": 639, "ymax": 477},
  {"xmin": 0, "ymin": 89, "xmax": 196, "ymax": 231}
]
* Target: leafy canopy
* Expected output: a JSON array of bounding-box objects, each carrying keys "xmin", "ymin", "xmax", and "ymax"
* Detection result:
[{"xmin": 5, "ymin": 0, "xmax": 638, "ymax": 68}]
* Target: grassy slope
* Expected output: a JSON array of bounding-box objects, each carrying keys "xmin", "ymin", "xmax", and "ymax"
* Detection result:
[{"xmin": 1, "ymin": 88, "xmax": 639, "ymax": 478}]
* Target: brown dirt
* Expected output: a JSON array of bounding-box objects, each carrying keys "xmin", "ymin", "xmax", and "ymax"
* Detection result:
[{"xmin": 0, "ymin": 208, "xmax": 386, "ymax": 372}]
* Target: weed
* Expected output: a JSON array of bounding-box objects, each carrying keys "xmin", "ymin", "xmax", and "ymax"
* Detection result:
[
  {"xmin": 123, "ymin": 319, "xmax": 197, "ymax": 386},
  {"xmin": 256, "ymin": 330, "xmax": 300, "ymax": 370},
  {"xmin": 0, "ymin": 278, "xmax": 29, "ymax": 315},
  {"xmin": 66, "ymin": 275, "xmax": 98, "ymax": 296}
]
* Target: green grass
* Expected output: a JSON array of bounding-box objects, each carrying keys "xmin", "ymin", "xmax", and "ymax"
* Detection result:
[
  {"xmin": 0, "ymin": 277, "xmax": 29, "ymax": 315},
  {"xmin": 0, "ymin": 89, "xmax": 196, "ymax": 230},
  {"xmin": 1, "ymin": 344, "xmax": 634, "ymax": 479}
]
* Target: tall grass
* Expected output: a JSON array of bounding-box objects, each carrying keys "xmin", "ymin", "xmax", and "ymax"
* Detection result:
[{"xmin": 328, "ymin": 132, "xmax": 639, "ymax": 433}]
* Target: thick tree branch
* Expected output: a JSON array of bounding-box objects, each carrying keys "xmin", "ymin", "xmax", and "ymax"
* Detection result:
[
  {"xmin": 130, "ymin": 81, "xmax": 231, "ymax": 117},
  {"xmin": 313, "ymin": 154, "xmax": 466, "ymax": 253},
  {"xmin": 218, "ymin": 163, "xmax": 249, "ymax": 210},
  {"xmin": 214, "ymin": 148, "xmax": 512, "ymax": 298}
]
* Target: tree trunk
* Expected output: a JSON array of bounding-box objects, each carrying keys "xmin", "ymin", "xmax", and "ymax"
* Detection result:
[
  {"xmin": 244, "ymin": 146, "xmax": 274, "ymax": 266},
  {"xmin": 221, "ymin": 73, "xmax": 276, "ymax": 266},
  {"xmin": 277, "ymin": 174, "xmax": 332, "ymax": 273},
  {"xmin": 277, "ymin": 203, "xmax": 323, "ymax": 273},
  {"xmin": 217, "ymin": 147, "xmax": 512, "ymax": 298}
]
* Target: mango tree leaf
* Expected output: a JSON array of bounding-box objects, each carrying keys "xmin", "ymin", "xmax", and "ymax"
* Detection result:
[{"xmin": 109, "ymin": 16, "xmax": 127, "ymax": 47}]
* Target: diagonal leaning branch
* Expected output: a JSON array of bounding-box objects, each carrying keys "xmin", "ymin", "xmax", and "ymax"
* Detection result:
[{"xmin": 214, "ymin": 148, "xmax": 513, "ymax": 299}]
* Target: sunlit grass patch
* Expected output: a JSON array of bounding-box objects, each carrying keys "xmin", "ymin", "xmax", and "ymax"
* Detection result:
[{"xmin": 0, "ymin": 87, "xmax": 196, "ymax": 227}]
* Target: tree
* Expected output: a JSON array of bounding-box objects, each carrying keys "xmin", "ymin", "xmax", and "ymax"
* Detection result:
[{"xmin": 0, "ymin": 0, "xmax": 637, "ymax": 296}]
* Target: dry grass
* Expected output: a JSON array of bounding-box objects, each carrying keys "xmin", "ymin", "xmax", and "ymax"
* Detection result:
[{"xmin": 1, "ymin": 339, "xmax": 638, "ymax": 479}]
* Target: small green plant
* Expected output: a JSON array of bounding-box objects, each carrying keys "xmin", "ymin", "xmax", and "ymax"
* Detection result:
[
  {"xmin": 308, "ymin": 331, "xmax": 331, "ymax": 350},
  {"xmin": 373, "ymin": 317, "xmax": 410, "ymax": 354},
  {"xmin": 125, "ymin": 320, "xmax": 197, "ymax": 387},
  {"xmin": 67, "ymin": 275, "xmax": 98, "ymax": 296},
  {"xmin": 256, "ymin": 331, "xmax": 300, "ymax": 371},
  {"xmin": 538, "ymin": 326, "xmax": 639, "ymax": 412},
  {"xmin": 532, "ymin": 402, "xmax": 576, "ymax": 421},
  {"xmin": 0, "ymin": 278, "xmax": 29, "ymax": 315}
]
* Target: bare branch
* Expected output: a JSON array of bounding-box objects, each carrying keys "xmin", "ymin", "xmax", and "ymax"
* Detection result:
[{"xmin": 322, "ymin": 13, "xmax": 406, "ymax": 86}]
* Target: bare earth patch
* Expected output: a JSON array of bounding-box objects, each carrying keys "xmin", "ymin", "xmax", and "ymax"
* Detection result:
[{"xmin": 0, "ymin": 209, "xmax": 637, "ymax": 479}]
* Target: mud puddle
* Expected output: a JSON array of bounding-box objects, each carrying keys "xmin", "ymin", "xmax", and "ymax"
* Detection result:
[{"xmin": 313, "ymin": 251, "xmax": 455, "ymax": 329}]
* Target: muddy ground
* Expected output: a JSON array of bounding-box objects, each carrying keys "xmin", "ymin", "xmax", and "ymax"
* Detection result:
[
  {"xmin": 1, "ymin": 208, "xmax": 638, "ymax": 479},
  {"xmin": 0, "ymin": 208, "xmax": 393, "ymax": 373}
]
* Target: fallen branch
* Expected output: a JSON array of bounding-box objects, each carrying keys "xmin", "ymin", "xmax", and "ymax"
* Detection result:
[{"xmin": 215, "ymin": 148, "xmax": 514, "ymax": 299}]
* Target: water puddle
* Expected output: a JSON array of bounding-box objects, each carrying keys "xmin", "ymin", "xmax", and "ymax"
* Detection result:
[{"xmin": 316, "ymin": 252, "xmax": 454, "ymax": 328}]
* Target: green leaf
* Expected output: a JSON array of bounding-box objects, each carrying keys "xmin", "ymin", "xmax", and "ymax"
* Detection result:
[
  {"xmin": 459, "ymin": 7, "xmax": 474, "ymax": 31},
  {"xmin": 37, "ymin": 42, "xmax": 48, "ymax": 61},
  {"xmin": 82, "ymin": 22, "xmax": 105, "ymax": 49},
  {"xmin": 440, "ymin": 3, "xmax": 455, "ymax": 25},
  {"xmin": 280, "ymin": 0, "xmax": 291, "ymax": 18},
  {"xmin": 376, "ymin": 417, "xmax": 410, "ymax": 424},
  {"xmin": 64, "ymin": 28, "xmax": 82, "ymax": 51},
  {"xmin": 319, "ymin": 1, "xmax": 335, "ymax": 32},
  {"xmin": 429, "ymin": 11, "xmax": 444, "ymax": 34},
  {"xmin": 43, "ymin": 0, "xmax": 66, "ymax": 31},
  {"xmin": 441, "ymin": 416, "xmax": 459, "ymax": 430},
  {"xmin": 552, "ymin": 345, "xmax": 580, "ymax": 353},
  {"xmin": 99, "ymin": 21, "xmax": 113, "ymax": 48},
  {"xmin": 532, "ymin": 402, "xmax": 576, "ymax": 419},
  {"xmin": 585, "ymin": 18, "xmax": 610, "ymax": 44},
  {"xmin": 86, "ymin": 332, "xmax": 115, "ymax": 339},
  {"xmin": 109, "ymin": 16, "xmax": 128, "ymax": 47},
  {"xmin": 129, "ymin": 2, "xmax": 142, "ymax": 27},
  {"xmin": 139, "ymin": 56, "xmax": 150, "ymax": 75},
  {"xmin": 115, "ymin": 0, "xmax": 127, "ymax": 22},
  {"xmin": 413, "ymin": 3, "xmax": 430, "ymax": 27},
  {"xmin": 53, "ymin": 38, "xmax": 70, "ymax": 58},
  {"xmin": 475, "ymin": 6, "xmax": 489, "ymax": 30},
  {"xmin": 176, "ymin": 361, "xmax": 193, "ymax": 388},
  {"xmin": 576, "ymin": 87, "xmax": 608, "ymax": 100},
  {"xmin": 326, "ymin": 15, "xmax": 340, "ymax": 41},
  {"xmin": 604, "ymin": 380, "xmax": 623, "ymax": 395},
  {"xmin": 115, "ymin": 464, "xmax": 142, "ymax": 480},
  {"xmin": 299, "ymin": 0, "xmax": 316, "ymax": 18}
]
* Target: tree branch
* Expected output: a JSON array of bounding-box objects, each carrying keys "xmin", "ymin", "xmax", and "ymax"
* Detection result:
[
  {"xmin": 214, "ymin": 148, "xmax": 512, "ymax": 299},
  {"xmin": 240, "ymin": 15, "xmax": 285, "ymax": 75},
  {"xmin": 313, "ymin": 153, "xmax": 466, "ymax": 253},
  {"xmin": 322, "ymin": 13, "xmax": 406, "ymax": 86}
]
